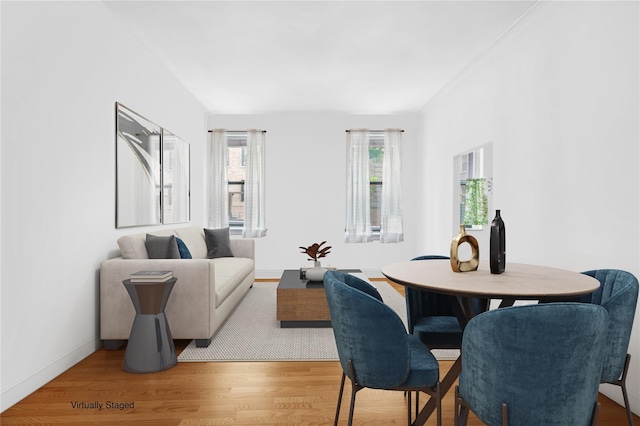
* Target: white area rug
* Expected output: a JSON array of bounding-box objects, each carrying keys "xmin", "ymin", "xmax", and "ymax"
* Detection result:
[{"xmin": 178, "ymin": 278, "xmax": 460, "ymax": 362}]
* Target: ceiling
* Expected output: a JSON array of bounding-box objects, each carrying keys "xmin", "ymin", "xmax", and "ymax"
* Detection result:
[{"xmin": 105, "ymin": 1, "xmax": 536, "ymax": 114}]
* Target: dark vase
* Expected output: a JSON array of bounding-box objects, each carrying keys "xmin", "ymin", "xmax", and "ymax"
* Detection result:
[{"xmin": 490, "ymin": 210, "xmax": 506, "ymax": 274}]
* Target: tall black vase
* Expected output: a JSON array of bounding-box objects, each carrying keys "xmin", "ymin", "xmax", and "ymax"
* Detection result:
[{"xmin": 490, "ymin": 210, "xmax": 506, "ymax": 274}]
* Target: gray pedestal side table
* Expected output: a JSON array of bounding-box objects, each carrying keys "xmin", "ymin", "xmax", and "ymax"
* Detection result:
[{"xmin": 122, "ymin": 278, "xmax": 177, "ymax": 373}]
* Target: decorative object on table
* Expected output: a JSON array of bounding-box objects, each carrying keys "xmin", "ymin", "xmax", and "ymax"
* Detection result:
[
  {"xmin": 450, "ymin": 225, "xmax": 479, "ymax": 272},
  {"xmin": 130, "ymin": 270, "xmax": 173, "ymax": 282},
  {"xmin": 490, "ymin": 210, "xmax": 506, "ymax": 274},
  {"xmin": 299, "ymin": 241, "xmax": 332, "ymax": 281},
  {"xmin": 305, "ymin": 265, "xmax": 328, "ymax": 281},
  {"xmin": 300, "ymin": 265, "xmax": 337, "ymax": 280}
]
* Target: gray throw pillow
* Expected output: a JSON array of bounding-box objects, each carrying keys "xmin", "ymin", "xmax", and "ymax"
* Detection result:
[
  {"xmin": 204, "ymin": 227, "xmax": 234, "ymax": 258},
  {"xmin": 145, "ymin": 234, "xmax": 181, "ymax": 259}
]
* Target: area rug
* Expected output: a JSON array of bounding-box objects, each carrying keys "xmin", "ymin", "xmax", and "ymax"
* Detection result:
[{"xmin": 178, "ymin": 278, "xmax": 460, "ymax": 362}]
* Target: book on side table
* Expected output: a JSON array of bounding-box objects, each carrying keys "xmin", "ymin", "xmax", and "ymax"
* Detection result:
[{"xmin": 130, "ymin": 270, "xmax": 173, "ymax": 282}]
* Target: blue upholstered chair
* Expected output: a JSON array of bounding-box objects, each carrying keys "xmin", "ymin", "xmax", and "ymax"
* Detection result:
[
  {"xmin": 407, "ymin": 255, "xmax": 486, "ymax": 349},
  {"xmin": 454, "ymin": 303, "xmax": 609, "ymax": 426},
  {"xmin": 581, "ymin": 269, "xmax": 638, "ymax": 426},
  {"xmin": 323, "ymin": 270, "xmax": 442, "ymax": 426}
]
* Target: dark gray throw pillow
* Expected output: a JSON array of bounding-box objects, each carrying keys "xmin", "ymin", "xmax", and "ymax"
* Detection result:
[
  {"xmin": 204, "ymin": 227, "xmax": 234, "ymax": 258},
  {"xmin": 145, "ymin": 234, "xmax": 181, "ymax": 259}
]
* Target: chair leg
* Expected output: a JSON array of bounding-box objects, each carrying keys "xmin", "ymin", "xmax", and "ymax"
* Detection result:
[
  {"xmin": 590, "ymin": 401, "xmax": 601, "ymax": 426},
  {"xmin": 346, "ymin": 360, "xmax": 363, "ymax": 426},
  {"xmin": 454, "ymin": 386, "xmax": 459, "ymax": 426},
  {"xmin": 435, "ymin": 382, "xmax": 442, "ymax": 426},
  {"xmin": 334, "ymin": 372, "xmax": 346, "ymax": 426},
  {"xmin": 455, "ymin": 385, "xmax": 470, "ymax": 426},
  {"xmin": 501, "ymin": 403, "xmax": 508, "ymax": 426},
  {"xmin": 347, "ymin": 382, "xmax": 357, "ymax": 426},
  {"xmin": 621, "ymin": 381, "xmax": 633, "ymax": 426},
  {"xmin": 617, "ymin": 354, "xmax": 633, "ymax": 426}
]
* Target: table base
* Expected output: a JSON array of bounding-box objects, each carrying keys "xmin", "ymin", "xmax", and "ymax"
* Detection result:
[{"xmin": 123, "ymin": 312, "xmax": 177, "ymax": 373}]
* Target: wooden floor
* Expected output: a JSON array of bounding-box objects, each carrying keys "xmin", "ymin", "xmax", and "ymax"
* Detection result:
[{"xmin": 3, "ymin": 282, "xmax": 638, "ymax": 425}]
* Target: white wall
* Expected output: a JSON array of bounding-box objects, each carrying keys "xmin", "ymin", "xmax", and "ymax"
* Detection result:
[
  {"xmin": 1, "ymin": 2, "xmax": 208, "ymax": 410},
  {"xmin": 419, "ymin": 1, "xmax": 639, "ymax": 413},
  {"xmin": 208, "ymin": 113, "xmax": 420, "ymax": 278}
]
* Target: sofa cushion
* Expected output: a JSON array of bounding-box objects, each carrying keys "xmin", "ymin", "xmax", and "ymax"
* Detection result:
[
  {"xmin": 117, "ymin": 234, "xmax": 148, "ymax": 259},
  {"xmin": 204, "ymin": 228, "xmax": 234, "ymax": 258},
  {"xmin": 146, "ymin": 234, "xmax": 181, "ymax": 259},
  {"xmin": 175, "ymin": 227, "xmax": 207, "ymax": 259},
  {"xmin": 176, "ymin": 237, "xmax": 193, "ymax": 259},
  {"xmin": 117, "ymin": 229, "xmax": 176, "ymax": 259},
  {"xmin": 213, "ymin": 257, "xmax": 255, "ymax": 307}
]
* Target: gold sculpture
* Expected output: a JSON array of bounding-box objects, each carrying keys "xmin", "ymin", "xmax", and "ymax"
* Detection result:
[{"xmin": 450, "ymin": 225, "xmax": 479, "ymax": 272}]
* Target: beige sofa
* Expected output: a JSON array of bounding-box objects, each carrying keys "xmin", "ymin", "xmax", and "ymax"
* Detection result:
[{"xmin": 100, "ymin": 226, "xmax": 255, "ymax": 349}]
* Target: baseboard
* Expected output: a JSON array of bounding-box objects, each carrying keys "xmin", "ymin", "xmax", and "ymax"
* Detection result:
[
  {"xmin": 1, "ymin": 337, "xmax": 102, "ymax": 412},
  {"xmin": 255, "ymin": 269, "xmax": 283, "ymax": 280}
]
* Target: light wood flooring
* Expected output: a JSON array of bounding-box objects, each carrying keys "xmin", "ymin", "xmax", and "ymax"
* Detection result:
[{"xmin": 2, "ymin": 281, "xmax": 638, "ymax": 425}]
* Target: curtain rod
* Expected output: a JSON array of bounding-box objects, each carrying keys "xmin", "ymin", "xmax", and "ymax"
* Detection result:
[
  {"xmin": 345, "ymin": 129, "xmax": 404, "ymax": 133},
  {"xmin": 207, "ymin": 130, "xmax": 267, "ymax": 133}
]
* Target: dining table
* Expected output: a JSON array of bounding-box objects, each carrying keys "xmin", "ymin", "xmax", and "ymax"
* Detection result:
[{"xmin": 382, "ymin": 259, "xmax": 600, "ymax": 426}]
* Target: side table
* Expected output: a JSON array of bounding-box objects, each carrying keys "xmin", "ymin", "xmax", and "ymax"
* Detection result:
[{"xmin": 122, "ymin": 278, "xmax": 177, "ymax": 373}]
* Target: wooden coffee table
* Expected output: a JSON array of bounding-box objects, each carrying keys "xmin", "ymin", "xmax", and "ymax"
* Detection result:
[{"xmin": 276, "ymin": 269, "xmax": 359, "ymax": 328}]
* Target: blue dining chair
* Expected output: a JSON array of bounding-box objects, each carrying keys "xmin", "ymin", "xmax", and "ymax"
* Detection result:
[
  {"xmin": 406, "ymin": 255, "xmax": 486, "ymax": 349},
  {"xmin": 323, "ymin": 270, "xmax": 442, "ymax": 426},
  {"xmin": 581, "ymin": 269, "xmax": 638, "ymax": 426},
  {"xmin": 455, "ymin": 302, "xmax": 609, "ymax": 426}
]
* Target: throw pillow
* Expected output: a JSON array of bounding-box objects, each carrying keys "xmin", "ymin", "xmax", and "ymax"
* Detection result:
[
  {"xmin": 145, "ymin": 234, "xmax": 181, "ymax": 259},
  {"xmin": 176, "ymin": 237, "xmax": 193, "ymax": 259},
  {"xmin": 204, "ymin": 227, "xmax": 234, "ymax": 258}
]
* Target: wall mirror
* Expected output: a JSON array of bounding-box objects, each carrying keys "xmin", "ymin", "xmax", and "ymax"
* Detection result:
[
  {"xmin": 162, "ymin": 129, "xmax": 190, "ymax": 224},
  {"xmin": 453, "ymin": 142, "xmax": 493, "ymax": 233},
  {"xmin": 116, "ymin": 103, "xmax": 190, "ymax": 228},
  {"xmin": 116, "ymin": 103, "xmax": 161, "ymax": 228}
]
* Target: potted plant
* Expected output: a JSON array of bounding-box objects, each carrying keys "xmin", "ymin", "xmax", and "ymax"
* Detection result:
[{"xmin": 299, "ymin": 241, "xmax": 332, "ymax": 281}]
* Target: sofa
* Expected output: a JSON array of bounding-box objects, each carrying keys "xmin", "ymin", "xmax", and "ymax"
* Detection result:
[{"xmin": 100, "ymin": 226, "xmax": 255, "ymax": 349}]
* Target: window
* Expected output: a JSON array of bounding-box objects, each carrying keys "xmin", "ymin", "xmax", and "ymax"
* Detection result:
[
  {"xmin": 369, "ymin": 132, "xmax": 384, "ymax": 231},
  {"xmin": 345, "ymin": 129, "xmax": 403, "ymax": 243},
  {"xmin": 227, "ymin": 133, "xmax": 247, "ymax": 228},
  {"xmin": 208, "ymin": 129, "xmax": 266, "ymax": 237}
]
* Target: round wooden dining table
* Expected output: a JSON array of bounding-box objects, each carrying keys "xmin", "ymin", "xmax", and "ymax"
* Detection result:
[{"xmin": 381, "ymin": 259, "xmax": 600, "ymax": 426}]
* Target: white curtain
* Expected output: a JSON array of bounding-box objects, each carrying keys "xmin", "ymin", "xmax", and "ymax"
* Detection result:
[
  {"xmin": 380, "ymin": 129, "xmax": 404, "ymax": 243},
  {"xmin": 207, "ymin": 129, "xmax": 229, "ymax": 229},
  {"xmin": 243, "ymin": 129, "xmax": 267, "ymax": 238},
  {"xmin": 345, "ymin": 129, "xmax": 373, "ymax": 243}
]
